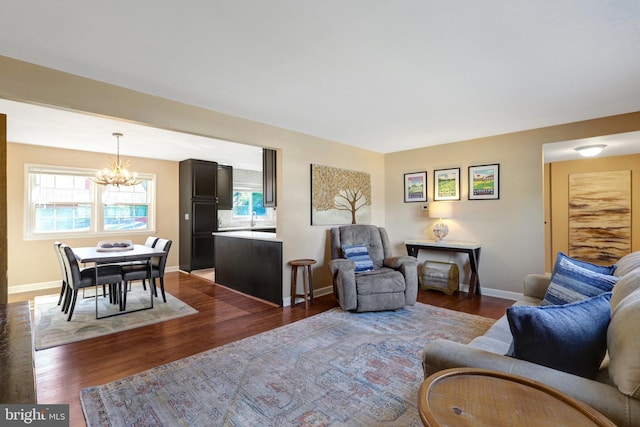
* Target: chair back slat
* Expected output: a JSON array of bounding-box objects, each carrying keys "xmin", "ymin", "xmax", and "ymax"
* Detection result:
[
  {"xmin": 60, "ymin": 244, "xmax": 83, "ymax": 290},
  {"xmin": 152, "ymin": 239, "xmax": 172, "ymax": 272}
]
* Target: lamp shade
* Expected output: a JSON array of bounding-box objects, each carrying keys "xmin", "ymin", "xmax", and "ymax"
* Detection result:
[{"xmin": 429, "ymin": 202, "xmax": 453, "ymax": 219}]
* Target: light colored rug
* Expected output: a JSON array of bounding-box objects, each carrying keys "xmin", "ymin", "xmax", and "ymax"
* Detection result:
[
  {"xmin": 33, "ymin": 287, "xmax": 198, "ymax": 350},
  {"xmin": 80, "ymin": 303, "xmax": 495, "ymax": 426}
]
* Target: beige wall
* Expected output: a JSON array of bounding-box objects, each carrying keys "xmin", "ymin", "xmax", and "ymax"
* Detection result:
[
  {"xmin": 2, "ymin": 56, "xmax": 640, "ymax": 300},
  {"xmin": 1, "ymin": 56, "xmax": 385, "ymax": 299},
  {"xmin": 7, "ymin": 143, "xmax": 179, "ymax": 287},
  {"xmin": 385, "ymin": 117, "xmax": 640, "ymax": 297},
  {"xmin": 547, "ymin": 153, "xmax": 640, "ymax": 271}
]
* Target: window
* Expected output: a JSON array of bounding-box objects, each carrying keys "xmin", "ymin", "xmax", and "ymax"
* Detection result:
[
  {"xmin": 26, "ymin": 165, "xmax": 155, "ymax": 239},
  {"xmin": 232, "ymin": 190, "xmax": 266, "ymax": 217}
]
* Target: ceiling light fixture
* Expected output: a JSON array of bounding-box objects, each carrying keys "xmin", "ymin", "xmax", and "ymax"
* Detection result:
[
  {"xmin": 575, "ymin": 144, "xmax": 606, "ymax": 158},
  {"xmin": 93, "ymin": 132, "xmax": 140, "ymax": 186}
]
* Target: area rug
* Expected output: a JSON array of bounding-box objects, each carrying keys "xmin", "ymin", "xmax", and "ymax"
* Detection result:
[
  {"xmin": 81, "ymin": 303, "xmax": 495, "ymax": 426},
  {"xmin": 33, "ymin": 287, "xmax": 198, "ymax": 350}
]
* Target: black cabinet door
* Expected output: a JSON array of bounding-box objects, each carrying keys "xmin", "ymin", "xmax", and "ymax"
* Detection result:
[
  {"xmin": 192, "ymin": 160, "xmax": 217, "ymax": 199},
  {"xmin": 192, "ymin": 235, "xmax": 215, "ymax": 270},
  {"xmin": 263, "ymin": 148, "xmax": 277, "ymax": 207},
  {"xmin": 192, "ymin": 201, "xmax": 217, "ymax": 234},
  {"xmin": 217, "ymin": 165, "xmax": 233, "ymax": 210}
]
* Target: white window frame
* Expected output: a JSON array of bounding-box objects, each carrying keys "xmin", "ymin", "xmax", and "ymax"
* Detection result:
[
  {"xmin": 231, "ymin": 185, "xmax": 275, "ymax": 222},
  {"xmin": 24, "ymin": 164, "xmax": 157, "ymax": 240}
]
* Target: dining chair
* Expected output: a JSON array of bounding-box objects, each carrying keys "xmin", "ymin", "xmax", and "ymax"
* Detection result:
[
  {"xmin": 122, "ymin": 238, "xmax": 172, "ymax": 303},
  {"xmin": 53, "ymin": 241, "xmax": 68, "ymax": 308},
  {"xmin": 60, "ymin": 244, "xmax": 124, "ymax": 321}
]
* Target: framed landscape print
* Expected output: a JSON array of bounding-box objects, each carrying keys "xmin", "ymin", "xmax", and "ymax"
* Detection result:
[
  {"xmin": 434, "ymin": 168, "xmax": 460, "ymax": 201},
  {"xmin": 404, "ymin": 171, "xmax": 427, "ymax": 202},
  {"xmin": 469, "ymin": 164, "xmax": 500, "ymax": 200}
]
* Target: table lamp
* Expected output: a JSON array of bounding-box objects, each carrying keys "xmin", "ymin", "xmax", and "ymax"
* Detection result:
[{"xmin": 429, "ymin": 202, "xmax": 453, "ymax": 241}]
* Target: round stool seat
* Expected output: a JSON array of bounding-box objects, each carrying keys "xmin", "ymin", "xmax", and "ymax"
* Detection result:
[
  {"xmin": 289, "ymin": 259, "xmax": 317, "ymax": 308},
  {"xmin": 290, "ymin": 259, "xmax": 317, "ymax": 266}
]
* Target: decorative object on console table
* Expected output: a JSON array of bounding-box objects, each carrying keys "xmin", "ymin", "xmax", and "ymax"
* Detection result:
[
  {"xmin": 406, "ymin": 239, "xmax": 481, "ymax": 298},
  {"xmin": 429, "ymin": 201, "xmax": 452, "ymax": 241},
  {"xmin": 433, "ymin": 168, "xmax": 460, "ymax": 201},
  {"xmin": 469, "ymin": 163, "xmax": 500, "ymax": 200},
  {"xmin": 404, "ymin": 171, "xmax": 427, "ymax": 202}
]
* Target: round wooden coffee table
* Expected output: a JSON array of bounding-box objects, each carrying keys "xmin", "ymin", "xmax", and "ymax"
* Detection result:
[{"xmin": 418, "ymin": 368, "xmax": 615, "ymax": 427}]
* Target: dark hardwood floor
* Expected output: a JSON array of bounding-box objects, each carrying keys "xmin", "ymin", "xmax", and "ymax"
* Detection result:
[{"xmin": 14, "ymin": 272, "xmax": 513, "ymax": 427}]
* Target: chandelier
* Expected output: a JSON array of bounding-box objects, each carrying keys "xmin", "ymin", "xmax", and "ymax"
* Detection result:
[{"xmin": 93, "ymin": 132, "xmax": 140, "ymax": 186}]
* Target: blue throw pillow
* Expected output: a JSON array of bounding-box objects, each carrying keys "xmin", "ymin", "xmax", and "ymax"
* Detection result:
[
  {"xmin": 342, "ymin": 244, "xmax": 374, "ymax": 273},
  {"xmin": 506, "ymin": 292, "xmax": 612, "ymax": 379},
  {"xmin": 556, "ymin": 251, "xmax": 616, "ymax": 275},
  {"xmin": 541, "ymin": 256, "xmax": 618, "ymax": 306}
]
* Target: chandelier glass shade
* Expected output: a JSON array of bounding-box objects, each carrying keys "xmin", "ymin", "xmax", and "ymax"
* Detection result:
[{"xmin": 93, "ymin": 133, "xmax": 140, "ymax": 186}]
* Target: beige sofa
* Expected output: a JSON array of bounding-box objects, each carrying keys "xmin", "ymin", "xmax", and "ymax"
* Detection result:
[{"xmin": 422, "ymin": 252, "xmax": 640, "ymax": 427}]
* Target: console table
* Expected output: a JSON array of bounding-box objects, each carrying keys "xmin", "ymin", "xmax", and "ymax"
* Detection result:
[{"xmin": 405, "ymin": 239, "xmax": 481, "ymax": 297}]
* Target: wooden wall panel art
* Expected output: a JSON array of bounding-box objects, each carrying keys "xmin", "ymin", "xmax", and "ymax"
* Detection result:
[{"xmin": 568, "ymin": 170, "xmax": 631, "ymax": 265}]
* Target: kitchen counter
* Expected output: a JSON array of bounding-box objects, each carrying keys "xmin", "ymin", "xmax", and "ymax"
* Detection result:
[
  {"xmin": 213, "ymin": 232, "xmax": 283, "ymax": 305},
  {"xmin": 218, "ymin": 226, "xmax": 276, "ymax": 232},
  {"xmin": 213, "ymin": 230, "xmax": 280, "ymax": 241}
]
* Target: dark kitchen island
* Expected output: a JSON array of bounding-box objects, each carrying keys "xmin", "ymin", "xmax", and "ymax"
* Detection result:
[{"xmin": 212, "ymin": 231, "xmax": 283, "ymax": 306}]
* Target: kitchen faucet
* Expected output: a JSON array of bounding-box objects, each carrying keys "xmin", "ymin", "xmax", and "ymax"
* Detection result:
[{"xmin": 250, "ymin": 211, "xmax": 257, "ymax": 227}]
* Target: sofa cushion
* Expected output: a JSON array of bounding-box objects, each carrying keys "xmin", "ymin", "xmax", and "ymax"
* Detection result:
[
  {"xmin": 607, "ymin": 287, "xmax": 640, "ymax": 398},
  {"xmin": 613, "ymin": 251, "xmax": 640, "ymax": 277},
  {"xmin": 342, "ymin": 244, "xmax": 374, "ymax": 273},
  {"xmin": 556, "ymin": 251, "xmax": 617, "ymax": 275},
  {"xmin": 506, "ymin": 292, "xmax": 612, "ymax": 379},
  {"xmin": 610, "ymin": 268, "xmax": 640, "ymax": 311},
  {"xmin": 541, "ymin": 256, "xmax": 618, "ymax": 306}
]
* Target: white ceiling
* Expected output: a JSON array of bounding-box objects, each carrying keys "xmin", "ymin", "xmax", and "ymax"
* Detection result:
[{"xmin": 1, "ymin": 1, "xmax": 639, "ymax": 163}]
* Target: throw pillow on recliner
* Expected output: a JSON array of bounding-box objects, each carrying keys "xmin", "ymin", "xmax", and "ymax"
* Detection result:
[
  {"xmin": 342, "ymin": 244, "xmax": 374, "ymax": 273},
  {"xmin": 506, "ymin": 292, "xmax": 612, "ymax": 379}
]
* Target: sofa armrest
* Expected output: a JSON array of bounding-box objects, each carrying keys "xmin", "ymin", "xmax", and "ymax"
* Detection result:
[
  {"xmin": 422, "ymin": 339, "xmax": 639, "ymax": 427},
  {"xmin": 523, "ymin": 273, "xmax": 551, "ymax": 299}
]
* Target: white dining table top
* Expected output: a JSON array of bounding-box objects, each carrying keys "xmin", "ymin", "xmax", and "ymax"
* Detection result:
[{"xmin": 72, "ymin": 244, "xmax": 167, "ymax": 263}]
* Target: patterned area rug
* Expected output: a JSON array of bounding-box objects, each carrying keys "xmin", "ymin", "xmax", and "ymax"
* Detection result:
[
  {"xmin": 81, "ymin": 303, "xmax": 495, "ymax": 426},
  {"xmin": 33, "ymin": 287, "xmax": 198, "ymax": 350}
]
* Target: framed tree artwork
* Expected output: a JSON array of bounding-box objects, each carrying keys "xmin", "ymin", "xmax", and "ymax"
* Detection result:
[
  {"xmin": 403, "ymin": 171, "xmax": 427, "ymax": 202},
  {"xmin": 310, "ymin": 164, "xmax": 371, "ymax": 225},
  {"xmin": 434, "ymin": 168, "xmax": 460, "ymax": 201},
  {"xmin": 469, "ymin": 164, "xmax": 500, "ymax": 200}
]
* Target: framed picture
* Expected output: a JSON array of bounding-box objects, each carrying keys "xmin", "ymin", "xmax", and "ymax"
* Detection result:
[
  {"xmin": 434, "ymin": 168, "xmax": 460, "ymax": 201},
  {"xmin": 469, "ymin": 164, "xmax": 500, "ymax": 200},
  {"xmin": 311, "ymin": 164, "xmax": 371, "ymax": 225},
  {"xmin": 404, "ymin": 171, "xmax": 427, "ymax": 202}
]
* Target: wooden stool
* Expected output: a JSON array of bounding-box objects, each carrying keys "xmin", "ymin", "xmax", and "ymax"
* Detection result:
[{"xmin": 290, "ymin": 259, "xmax": 316, "ymax": 308}]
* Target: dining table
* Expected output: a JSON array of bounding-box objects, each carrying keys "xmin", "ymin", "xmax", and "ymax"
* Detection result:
[{"xmin": 71, "ymin": 244, "xmax": 168, "ymax": 319}]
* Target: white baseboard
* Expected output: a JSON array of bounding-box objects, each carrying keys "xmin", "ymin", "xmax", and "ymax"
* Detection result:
[
  {"xmin": 9, "ymin": 265, "xmax": 182, "ymax": 295},
  {"xmin": 9, "ymin": 281, "xmax": 60, "ymax": 294},
  {"xmin": 458, "ymin": 283, "xmax": 520, "ymax": 301},
  {"xmin": 285, "ymin": 285, "xmax": 333, "ymax": 307}
]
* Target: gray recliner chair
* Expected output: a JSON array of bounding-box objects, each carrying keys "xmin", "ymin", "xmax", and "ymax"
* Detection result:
[{"xmin": 328, "ymin": 224, "xmax": 418, "ymax": 312}]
